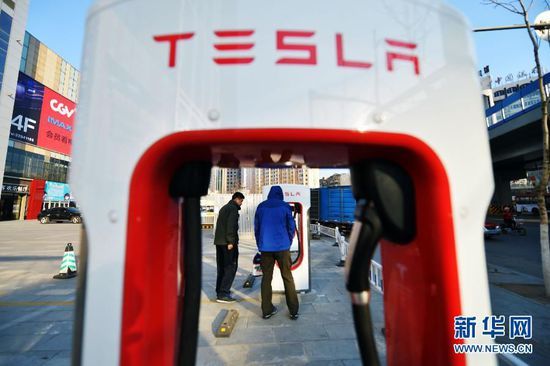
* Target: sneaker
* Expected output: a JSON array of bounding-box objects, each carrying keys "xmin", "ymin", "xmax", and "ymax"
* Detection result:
[
  {"xmin": 262, "ymin": 306, "xmax": 278, "ymax": 319},
  {"xmin": 336, "ymin": 260, "xmax": 345, "ymax": 267},
  {"xmin": 290, "ymin": 313, "xmax": 299, "ymax": 320},
  {"xmin": 216, "ymin": 296, "xmax": 236, "ymax": 304}
]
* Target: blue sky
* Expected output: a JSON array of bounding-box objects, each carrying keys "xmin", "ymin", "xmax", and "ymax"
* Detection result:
[
  {"xmin": 26, "ymin": 0, "xmax": 93, "ymax": 69},
  {"xmin": 26, "ymin": 1, "xmax": 550, "ymax": 178},
  {"xmin": 449, "ymin": 0, "xmax": 550, "ymax": 80},
  {"xmin": 27, "ymin": 1, "xmax": 550, "ymax": 77}
]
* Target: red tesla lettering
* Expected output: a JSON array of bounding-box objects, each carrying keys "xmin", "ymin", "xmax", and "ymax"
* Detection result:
[
  {"xmin": 385, "ymin": 39, "xmax": 420, "ymax": 75},
  {"xmin": 336, "ymin": 33, "xmax": 372, "ymax": 69},
  {"xmin": 153, "ymin": 33, "xmax": 194, "ymax": 68},
  {"xmin": 153, "ymin": 30, "xmax": 423, "ymax": 75},
  {"xmin": 276, "ymin": 31, "xmax": 317, "ymax": 65},
  {"xmin": 213, "ymin": 30, "xmax": 255, "ymax": 65}
]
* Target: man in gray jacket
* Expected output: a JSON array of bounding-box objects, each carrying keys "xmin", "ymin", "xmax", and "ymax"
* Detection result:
[{"xmin": 214, "ymin": 192, "xmax": 244, "ymax": 303}]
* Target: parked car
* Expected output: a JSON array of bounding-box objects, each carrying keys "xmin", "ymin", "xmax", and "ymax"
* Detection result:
[
  {"xmin": 37, "ymin": 207, "xmax": 82, "ymax": 224},
  {"xmin": 484, "ymin": 222, "xmax": 501, "ymax": 238}
]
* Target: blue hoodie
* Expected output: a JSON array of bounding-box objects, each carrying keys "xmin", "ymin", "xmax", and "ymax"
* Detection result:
[{"xmin": 254, "ymin": 186, "xmax": 296, "ymax": 252}]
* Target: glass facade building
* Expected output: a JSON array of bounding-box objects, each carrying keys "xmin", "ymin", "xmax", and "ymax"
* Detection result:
[
  {"xmin": 4, "ymin": 143, "xmax": 69, "ymax": 183},
  {"xmin": 19, "ymin": 31, "xmax": 79, "ymax": 102},
  {"xmin": 4, "ymin": 31, "xmax": 79, "ymax": 183},
  {"xmin": 0, "ymin": 10, "xmax": 12, "ymax": 92},
  {"xmin": 1, "ymin": 25, "xmax": 79, "ymax": 220}
]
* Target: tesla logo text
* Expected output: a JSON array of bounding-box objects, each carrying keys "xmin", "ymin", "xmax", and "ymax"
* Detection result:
[
  {"xmin": 213, "ymin": 30, "xmax": 255, "ymax": 65},
  {"xmin": 11, "ymin": 115, "xmax": 36, "ymax": 133},
  {"xmin": 153, "ymin": 29, "xmax": 420, "ymax": 75},
  {"xmin": 50, "ymin": 99, "xmax": 76, "ymax": 118},
  {"xmin": 285, "ymin": 192, "xmax": 302, "ymax": 197}
]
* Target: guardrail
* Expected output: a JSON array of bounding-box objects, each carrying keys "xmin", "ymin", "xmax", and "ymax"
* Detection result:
[
  {"xmin": 370, "ymin": 260, "xmax": 384, "ymax": 293},
  {"xmin": 310, "ymin": 223, "xmax": 339, "ymax": 238},
  {"xmin": 201, "ymin": 215, "xmax": 215, "ymax": 225},
  {"xmin": 201, "ymin": 215, "xmax": 215, "ymax": 228},
  {"xmin": 42, "ymin": 200, "xmax": 72, "ymax": 210},
  {"xmin": 313, "ymin": 222, "xmax": 384, "ymax": 294}
]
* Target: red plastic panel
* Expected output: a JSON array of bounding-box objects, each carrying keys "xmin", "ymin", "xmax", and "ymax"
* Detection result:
[{"xmin": 120, "ymin": 129, "xmax": 464, "ymax": 366}]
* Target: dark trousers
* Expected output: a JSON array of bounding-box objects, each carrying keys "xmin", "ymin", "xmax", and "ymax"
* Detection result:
[
  {"xmin": 215, "ymin": 245, "xmax": 238, "ymax": 298},
  {"xmin": 261, "ymin": 250, "xmax": 299, "ymax": 316}
]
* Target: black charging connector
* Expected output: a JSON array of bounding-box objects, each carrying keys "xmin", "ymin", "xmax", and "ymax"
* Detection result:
[{"xmin": 169, "ymin": 161, "xmax": 212, "ymax": 366}]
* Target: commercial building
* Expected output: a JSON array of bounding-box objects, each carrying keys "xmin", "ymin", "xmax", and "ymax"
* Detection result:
[
  {"xmin": 209, "ymin": 167, "xmax": 241, "ymax": 194},
  {"xmin": 208, "ymin": 167, "xmax": 320, "ymax": 194},
  {"xmin": 480, "ymin": 70, "xmax": 540, "ymax": 109},
  {"xmin": 320, "ymin": 173, "xmax": 351, "ymax": 187},
  {"xmin": 0, "ymin": 0, "xmax": 29, "ymax": 219},
  {"xmin": 0, "ymin": 23, "xmax": 79, "ymax": 220}
]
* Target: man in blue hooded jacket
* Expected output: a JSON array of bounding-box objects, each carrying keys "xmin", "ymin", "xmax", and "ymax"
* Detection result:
[{"xmin": 255, "ymin": 186, "xmax": 299, "ymax": 319}]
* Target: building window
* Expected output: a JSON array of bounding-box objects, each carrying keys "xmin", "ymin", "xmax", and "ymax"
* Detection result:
[
  {"xmin": 0, "ymin": 11, "xmax": 12, "ymax": 92},
  {"xmin": 4, "ymin": 146, "xmax": 70, "ymax": 183}
]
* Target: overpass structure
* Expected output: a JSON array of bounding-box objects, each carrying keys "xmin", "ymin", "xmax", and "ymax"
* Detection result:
[{"xmin": 487, "ymin": 74, "xmax": 550, "ymax": 204}]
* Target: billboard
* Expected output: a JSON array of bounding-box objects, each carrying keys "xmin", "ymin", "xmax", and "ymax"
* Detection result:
[
  {"xmin": 9, "ymin": 73, "xmax": 44, "ymax": 145},
  {"xmin": 10, "ymin": 72, "xmax": 76, "ymax": 155},
  {"xmin": 44, "ymin": 181, "xmax": 72, "ymax": 201}
]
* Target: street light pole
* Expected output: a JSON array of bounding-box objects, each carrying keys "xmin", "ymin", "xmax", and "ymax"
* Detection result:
[{"xmin": 474, "ymin": 24, "xmax": 550, "ymax": 32}]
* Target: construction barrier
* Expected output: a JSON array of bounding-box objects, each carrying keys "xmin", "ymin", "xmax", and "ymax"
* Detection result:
[{"xmin": 201, "ymin": 215, "xmax": 215, "ymax": 229}]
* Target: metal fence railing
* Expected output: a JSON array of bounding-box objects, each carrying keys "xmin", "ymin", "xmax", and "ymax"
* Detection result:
[
  {"xmin": 42, "ymin": 200, "xmax": 72, "ymax": 210},
  {"xmin": 313, "ymin": 222, "xmax": 384, "ymax": 294},
  {"xmin": 370, "ymin": 260, "xmax": 384, "ymax": 293},
  {"xmin": 310, "ymin": 223, "xmax": 318, "ymax": 233},
  {"xmin": 201, "ymin": 215, "xmax": 215, "ymax": 226},
  {"xmin": 310, "ymin": 223, "xmax": 338, "ymax": 238},
  {"xmin": 320, "ymin": 225, "xmax": 337, "ymax": 238}
]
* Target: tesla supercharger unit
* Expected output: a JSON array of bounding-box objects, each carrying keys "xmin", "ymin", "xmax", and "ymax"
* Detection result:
[
  {"xmin": 71, "ymin": 0, "xmax": 496, "ymax": 365},
  {"xmin": 261, "ymin": 184, "xmax": 310, "ymax": 292}
]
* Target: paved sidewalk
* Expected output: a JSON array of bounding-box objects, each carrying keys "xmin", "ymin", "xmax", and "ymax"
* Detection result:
[
  {"xmin": 0, "ymin": 221, "xmax": 386, "ymax": 365},
  {"xmin": 3, "ymin": 220, "xmax": 548, "ymax": 365},
  {"xmin": 0, "ymin": 221, "xmax": 80, "ymax": 366},
  {"xmin": 487, "ymin": 263, "xmax": 550, "ymax": 366},
  {"xmin": 198, "ymin": 232, "xmax": 386, "ymax": 365}
]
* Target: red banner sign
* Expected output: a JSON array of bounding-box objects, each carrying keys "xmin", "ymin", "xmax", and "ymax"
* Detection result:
[{"xmin": 37, "ymin": 88, "xmax": 76, "ymax": 156}]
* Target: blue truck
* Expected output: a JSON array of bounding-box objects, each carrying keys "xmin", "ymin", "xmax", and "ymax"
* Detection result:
[{"xmin": 310, "ymin": 186, "xmax": 356, "ymax": 232}]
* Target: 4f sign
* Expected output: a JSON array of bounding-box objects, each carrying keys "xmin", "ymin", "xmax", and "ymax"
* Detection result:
[
  {"xmin": 50, "ymin": 99, "xmax": 76, "ymax": 118},
  {"xmin": 11, "ymin": 115, "xmax": 36, "ymax": 133}
]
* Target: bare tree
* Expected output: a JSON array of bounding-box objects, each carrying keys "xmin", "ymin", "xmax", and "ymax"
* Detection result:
[{"xmin": 483, "ymin": 0, "xmax": 550, "ymax": 297}]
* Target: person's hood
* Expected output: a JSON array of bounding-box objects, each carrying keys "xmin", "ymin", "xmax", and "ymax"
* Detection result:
[{"xmin": 267, "ymin": 186, "xmax": 284, "ymax": 201}]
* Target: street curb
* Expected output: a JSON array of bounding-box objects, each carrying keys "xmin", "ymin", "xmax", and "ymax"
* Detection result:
[{"xmin": 487, "ymin": 216, "xmax": 541, "ymax": 223}]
